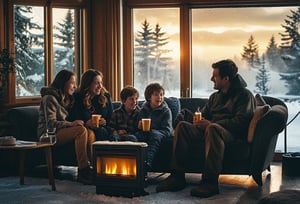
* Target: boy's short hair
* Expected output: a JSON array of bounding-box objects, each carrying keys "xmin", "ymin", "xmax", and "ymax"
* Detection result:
[
  {"xmin": 144, "ymin": 83, "xmax": 165, "ymax": 102},
  {"xmin": 120, "ymin": 86, "xmax": 139, "ymax": 103}
]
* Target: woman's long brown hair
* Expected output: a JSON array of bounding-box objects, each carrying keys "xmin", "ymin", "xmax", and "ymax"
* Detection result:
[
  {"xmin": 50, "ymin": 69, "xmax": 75, "ymax": 107},
  {"xmin": 79, "ymin": 69, "xmax": 108, "ymax": 111}
]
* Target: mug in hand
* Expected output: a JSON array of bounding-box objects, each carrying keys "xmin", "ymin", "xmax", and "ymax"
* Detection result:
[
  {"xmin": 195, "ymin": 112, "xmax": 202, "ymax": 121},
  {"xmin": 142, "ymin": 118, "xmax": 151, "ymax": 132},
  {"xmin": 92, "ymin": 114, "xmax": 102, "ymax": 128}
]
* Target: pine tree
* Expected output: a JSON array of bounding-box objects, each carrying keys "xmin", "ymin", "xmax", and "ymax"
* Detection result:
[
  {"xmin": 14, "ymin": 5, "xmax": 44, "ymax": 96},
  {"xmin": 134, "ymin": 19, "xmax": 155, "ymax": 86},
  {"xmin": 134, "ymin": 20, "xmax": 173, "ymax": 89},
  {"xmin": 265, "ymin": 35, "xmax": 286, "ymax": 72},
  {"xmin": 255, "ymin": 54, "xmax": 270, "ymax": 95},
  {"xmin": 53, "ymin": 9, "xmax": 75, "ymax": 75},
  {"xmin": 152, "ymin": 23, "xmax": 172, "ymax": 89},
  {"xmin": 279, "ymin": 7, "xmax": 300, "ymax": 95},
  {"xmin": 241, "ymin": 35, "xmax": 261, "ymax": 69}
]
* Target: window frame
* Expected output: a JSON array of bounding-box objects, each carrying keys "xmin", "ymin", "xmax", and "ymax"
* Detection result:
[
  {"xmin": 123, "ymin": 0, "xmax": 300, "ymax": 98},
  {"xmin": 123, "ymin": 0, "xmax": 300, "ymax": 157},
  {"xmin": 6, "ymin": 0, "xmax": 88, "ymax": 106}
]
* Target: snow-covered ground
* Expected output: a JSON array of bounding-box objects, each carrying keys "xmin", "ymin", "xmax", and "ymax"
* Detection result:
[{"xmin": 276, "ymin": 100, "xmax": 300, "ymax": 153}]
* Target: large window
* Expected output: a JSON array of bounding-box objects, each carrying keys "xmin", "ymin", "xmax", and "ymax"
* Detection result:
[
  {"xmin": 126, "ymin": 2, "xmax": 300, "ymax": 153},
  {"xmin": 133, "ymin": 8, "xmax": 180, "ymax": 97},
  {"xmin": 191, "ymin": 7, "xmax": 300, "ymax": 152},
  {"xmin": 52, "ymin": 8, "xmax": 77, "ymax": 78},
  {"xmin": 14, "ymin": 5, "xmax": 45, "ymax": 97},
  {"xmin": 11, "ymin": 1, "xmax": 85, "ymax": 101}
]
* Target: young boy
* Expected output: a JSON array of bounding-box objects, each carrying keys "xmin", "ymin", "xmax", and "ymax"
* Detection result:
[
  {"xmin": 109, "ymin": 86, "xmax": 140, "ymax": 141},
  {"xmin": 135, "ymin": 83, "xmax": 173, "ymax": 170}
]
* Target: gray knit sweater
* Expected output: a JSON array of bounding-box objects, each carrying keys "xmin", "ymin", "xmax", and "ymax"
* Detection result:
[{"xmin": 37, "ymin": 87, "xmax": 72, "ymax": 137}]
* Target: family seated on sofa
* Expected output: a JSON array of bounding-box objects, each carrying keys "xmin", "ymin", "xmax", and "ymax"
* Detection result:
[
  {"xmin": 6, "ymin": 59, "xmax": 287, "ymax": 199},
  {"xmin": 37, "ymin": 67, "xmax": 174, "ymax": 185}
]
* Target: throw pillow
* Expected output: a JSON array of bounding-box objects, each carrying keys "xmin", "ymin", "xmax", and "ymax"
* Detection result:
[
  {"xmin": 164, "ymin": 97, "xmax": 181, "ymax": 128},
  {"xmin": 248, "ymin": 104, "xmax": 271, "ymax": 143},
  {"xmin": 255, "ymin": 93, "xmax": 266, "ymax": 106}
]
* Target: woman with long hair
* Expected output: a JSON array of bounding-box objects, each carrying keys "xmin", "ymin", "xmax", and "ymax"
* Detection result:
[
  {"xmin": 37, "ymin": 69, "xmax": 93, "ymax": 185},
  {"xmin": 69, "ymin": 69, "xmax": 113, "ymax": 141}
]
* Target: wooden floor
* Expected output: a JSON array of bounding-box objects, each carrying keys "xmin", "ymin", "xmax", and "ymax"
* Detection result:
[
  {"xmin": 216, "ymin": 162, "xmax": 300, "ymax": 203},
  {"xmin": 145, "ymin": 162, "xmax": 300, "ymax": 203}
]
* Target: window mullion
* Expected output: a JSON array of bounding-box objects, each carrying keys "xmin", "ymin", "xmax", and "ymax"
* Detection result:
[
  {"xmin": 45, "ymin": 5, "xmax": 52, "ymax": 86},
  {"xmin": 180, "ymin": 5, "xmax": 191, "ymax": 98}
]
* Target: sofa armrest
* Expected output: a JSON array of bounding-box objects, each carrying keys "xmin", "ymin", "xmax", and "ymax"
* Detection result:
[{"xmin": 250, "ymin": 104, "xmax": 288, "ymax": 181}]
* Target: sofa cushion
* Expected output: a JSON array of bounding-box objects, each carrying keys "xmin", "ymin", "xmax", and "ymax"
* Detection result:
[
  {"xmin": 179, "ymin": 98, "xmax": 207, "ymax": 113},
  {"xmin": 164, "ymin": 97, "xmax": 181, "ymax": 127},
  {"xmin": 248, "ymin": 104, "xmax": 271, "ymax": 143},
  {"xmin": 7, "ymin": 106, "xmax": 40, "ymax": 141},
  {"xmin": 112, "ymin": 101, "xmax": 122, "ymax": 110}
]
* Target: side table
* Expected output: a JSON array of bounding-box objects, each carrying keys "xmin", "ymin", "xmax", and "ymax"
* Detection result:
[{"xmin": 0, "ymin": 141, "xmax": 56, "ymax": 191}]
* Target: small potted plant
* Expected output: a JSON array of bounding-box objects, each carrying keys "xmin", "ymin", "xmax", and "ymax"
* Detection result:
[
  {"xmin": 0, "ymin": 49, "xmax": 15, "ymax": 87},
  {"xmin": 0, "ymin": 49, "xmax": 15, "ymax": 107}
]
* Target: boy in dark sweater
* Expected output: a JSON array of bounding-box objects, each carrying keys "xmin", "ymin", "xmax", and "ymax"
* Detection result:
[{"xmin": 135, "ymin": 83, "xmax": 173, "ymax": 170}]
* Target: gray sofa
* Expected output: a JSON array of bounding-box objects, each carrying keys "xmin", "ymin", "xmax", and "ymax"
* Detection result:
[{"xmin": 5, "ymin": 96, "xmax": 288, "ymax": 185}]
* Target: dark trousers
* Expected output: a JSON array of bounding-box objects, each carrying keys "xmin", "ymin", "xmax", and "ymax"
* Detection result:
[{"xmin": 172, "ymin": 121, "xmax": 234, "ymax": 181}]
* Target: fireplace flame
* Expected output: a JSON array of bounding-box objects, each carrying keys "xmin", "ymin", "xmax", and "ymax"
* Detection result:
[
  {"xmin": 97, "ymin": 156, "xmax": 137, "ymax": 177},
  {"xmin": 105, "ymin": 162, "xmax": 136, "ymax": 176}
]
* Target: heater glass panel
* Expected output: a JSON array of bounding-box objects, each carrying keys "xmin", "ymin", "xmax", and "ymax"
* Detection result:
[{"xmin": 96, "ymin": 155, "xmax": 137, "ymax": 178}]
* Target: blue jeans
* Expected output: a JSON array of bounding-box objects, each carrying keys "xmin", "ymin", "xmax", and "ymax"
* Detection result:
[
  {"xmin": 135, "ymin": 129, "xmax": 168, "ymax": 167},
  {"xmin": 94, "ymin": 126, "xmax": 110, "ymax": 141},
  {"xmin": 111, "ymin": 133, "xmax": 138, "ymax": 142}
]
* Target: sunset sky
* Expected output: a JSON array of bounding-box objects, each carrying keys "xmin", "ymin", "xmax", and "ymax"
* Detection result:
[
  {"xmin": 133, "ymin": 6, "xmax": 299, "ymax": 96},
  {"xmin": 133, "ymin": 6, "xmax": 297, "ymax": 63}
]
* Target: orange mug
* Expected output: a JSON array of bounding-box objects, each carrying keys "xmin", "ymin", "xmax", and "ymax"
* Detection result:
[
  {"xmin": 92, "ymin": 114, "xmax": 102, "ymax": 128},
  {"xmin": 142, "ymin": 118, "xmax": 151, "ymax": 132},
  {"xmin": 195, "ymin": 112, "xmax": 202, "ymax": 121}
]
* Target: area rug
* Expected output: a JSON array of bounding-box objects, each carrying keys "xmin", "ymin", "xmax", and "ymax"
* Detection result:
[
  {"xmin": 0, "ymin": 173, "xmax": 250, "ymax": 204},
  {"xmin": 258, "ymin": 189, "xmax": 300, "ymax": 204}
]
